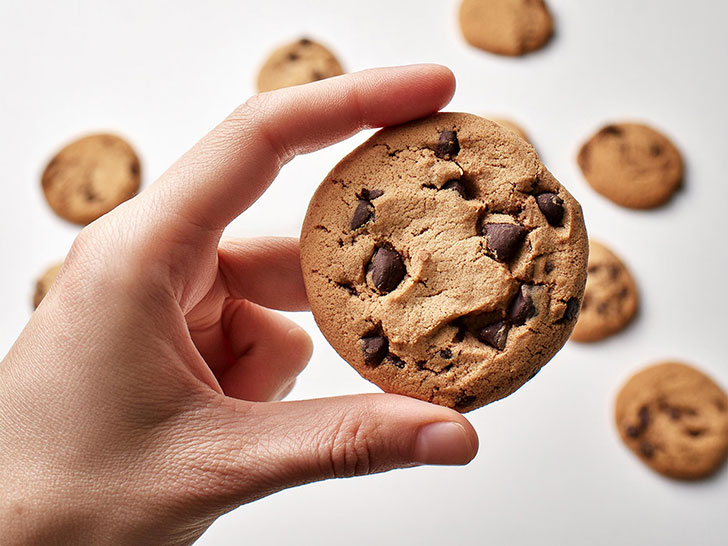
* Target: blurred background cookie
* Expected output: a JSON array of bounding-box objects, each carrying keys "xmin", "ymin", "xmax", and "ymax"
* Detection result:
[
  {"xmin": 32, "ymin": 262, "xmax": 62, "ymax": 309},
  {"xmin": 487, "ymin": 117, "xmax": 531, "ymax": 144},
  {"xmin": 459, "ymin": 0, "xmax": 554, "ymax": 56},
  {"xmin": 41, "ymin": 133, "xmax": 141, "ymax": 225},
  {"xmin": 615, "ymin": 362, "xmax": 728, "ymax": 480},
  {"xmin": 577, "ymin": 122, "xmax": 683, "ymax": 209},
  {"xmin": 571, "ymin": 240, "xmax": 638, "ymax": 342},
  {"xmin": 256, "ymin": 37, "xmax": 344, "ymax": 92}
]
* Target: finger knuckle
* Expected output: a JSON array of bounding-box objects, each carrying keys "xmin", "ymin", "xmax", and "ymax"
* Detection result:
[{"xmin": 321, "ymin": 412, "xmax": 377, "ymax": 478}]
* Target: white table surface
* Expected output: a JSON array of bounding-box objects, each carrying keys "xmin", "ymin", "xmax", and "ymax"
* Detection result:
[{"xmin": 1, "ymin": 1, "xmax": 727, "ymax": 544}]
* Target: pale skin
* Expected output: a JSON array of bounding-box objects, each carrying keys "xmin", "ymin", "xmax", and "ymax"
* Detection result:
[{"xmin": 0, "ymin": 65, "xmax": 478, "ymax": 545}]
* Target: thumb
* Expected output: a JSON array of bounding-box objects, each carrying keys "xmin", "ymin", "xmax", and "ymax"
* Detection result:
[{"xmin": 204, "ymin": 394, "xmax": 478, "ymax": 505}]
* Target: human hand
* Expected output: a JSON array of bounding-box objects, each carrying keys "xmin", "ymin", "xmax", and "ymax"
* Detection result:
[{"xmin": 0, "ymin": 65, "xmax": 478, "ymax": 546}]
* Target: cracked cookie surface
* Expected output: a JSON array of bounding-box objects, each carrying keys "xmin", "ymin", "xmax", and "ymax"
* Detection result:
[
  {"xmin": 256, "ymin": 37, "xmax": 343, "ymax": 92},
  {"xmin": 300, "ymin": 113, "xmax": 588, "ymax": 412},
  {"xmin": 571, "ymin": 240, "xmax": 638, "ymax": 342},
  {"xmin": 42, "ymin": 134, "xmax": 141, "ymax": 225},
  {"xmin": 615, "ymin": 362, "xmax": 728, "ymax": 480}
]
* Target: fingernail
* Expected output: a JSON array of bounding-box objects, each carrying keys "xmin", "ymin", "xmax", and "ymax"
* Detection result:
[{"xmin": 413, "ymin": 422, "xmax": 474, "ymax": 466}]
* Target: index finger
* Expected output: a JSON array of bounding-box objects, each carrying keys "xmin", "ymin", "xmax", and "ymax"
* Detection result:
[{"xmin": 145, "ymin": 64, "xmax": 456, "ymax": 237}]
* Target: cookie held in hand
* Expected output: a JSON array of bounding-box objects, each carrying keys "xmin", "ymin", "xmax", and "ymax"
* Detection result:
[{"xmin": 300, "ymin": 113, "xmax": 588, "ymax": 412}]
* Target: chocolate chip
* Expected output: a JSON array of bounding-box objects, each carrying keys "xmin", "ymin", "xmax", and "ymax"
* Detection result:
[
  {"xmin": 561, "ymin": 297, "xmax": 580, "ymax": 322},
  {"xmin": 638, "ymin": 406, "xmax": 650, "ymax": 430},
  {"xmin": 130, "ymin": 162, "xmax": 139, "ymax": 176},
  {"xmin": 442, "ymin": 179, "xmax": 468, "ymax": 199},
  {"xmin": 639, "ymin": 442, "xmax": 655, "ymax": 458},
  {"xmin": 435, "ymin": 130, "xmax": 460, "ymax": 159},
  {"xmin": 626, "ymin": 425, "xmax": 641, "ymax": 439},
  {"xmin": 544, "ymin": 261, "xmax": 555, "ymax": 274},
  {"xmin": 350, "ymin": 200, "xmax": 373, "ymax": 230},
  {"xmin": 369, "ymin": 247, "xmax": 406, "ymax": 294},
  {"xmin": 383, "ymin": 353, "xmax": 406, "ymax": 369},
  {"xmin": 311, "ymin": 70, "xmax": 324, "ymax": 81},
  {"xmin": 439, "ymin": 349, "xmax": 453, "ymax": 359},
  {"xmin": 360, "ymin": 335, "xmax": 388, "ymax": 366},
  {"xmin": 668, "ymin": 407, "xmax": 682, "ymax": 420},
  {"xmin": 686, "ymin": 428, "xmax": 705, "ymax": 437},
  {"xmin": 288, "ymin": 52, "xmax": 299, "ymax": 61},
  {"xmin": 536, "ymin": 193, "xmax": 565, "ymax": 226},
  {"xmin": 367, "ymin": 189, "xmax": 384, "ymax": 199},
  {"xmin": 507, "ymin": 286, "xmax": 535, "ymax": 326},
  {"xmin": 299, "ymin": 38, "xmax": 312, "ymax": 45},
  {"xmin": 600, "ymin": 125, "xmax": 623, "ymax": 136},
  {"xmin": 477, "ymin": 320, "xmax": 510, "ymax": 350},
  {"xmin": 650, "ymin": 143, "xmax": 663, "ymax": 156},
  {"xmin": 484, "ymin": 223, "xmax": 528, "ymax": 263}
]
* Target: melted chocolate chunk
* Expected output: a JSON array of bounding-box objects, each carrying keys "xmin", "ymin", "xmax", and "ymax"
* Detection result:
[
  {"xmin": 360, "ymin": 335, "xmax": 388, "ymax": 366},
  {"xmin": 536, "ymin": 193, "xmax": 565, "ymax": 226},
  {"xmin": 484, "ymin": 223, "xmax": 528, "ymax": 263},
  {"xmin": 442, "ymin": 179, "xmax": 468, "ymax": 199},
  {"xmin": 439, "ymin": 349, "xmax": 453, "ymax": 360},
  {"xmin": 369, "ymin": 247, "xmax": 406, "ymax": 294},
  {"xmin": 435, "ymin": 130, "xmax": 460, "ymax": 159},
  {"xmin": 367, "ymin": 189, "xmax": 384, "ymax": 199},
  {"xmin": 507, "ymin": 286, "xmax": 536, "ymax": 326},
  {"xmin": 477, "ymin": 320, "xmax": 510, "ymax": 350},
  {"xmin": 350, "ymin": 200, "xmax": 373, "ymax": 230}
]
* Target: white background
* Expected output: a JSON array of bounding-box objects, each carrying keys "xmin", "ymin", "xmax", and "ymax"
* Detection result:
[{"xmin": 1, "ymin": 1, "xmax": 727, "ymax": 544}]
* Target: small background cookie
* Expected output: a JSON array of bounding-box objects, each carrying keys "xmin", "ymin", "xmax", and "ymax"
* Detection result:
[
  {"xmin": 256, "ymin": 37, "xmax": 344, "ymax": 92},
  {"xmin": 571, "ymin": 240, "xmax": 638, "ymax": 342},
  {"xmin": 33, "ymin": 262, "xmax": 62, "ymax": 309},
  {"xmin": 488, "ymin": 117, "xmax": 531, "ymax": 144},
  {"xmin": 577, "ymin": 122, "xmax": 683, "ymax": 209},
  {"xmin": 459, "ymin": 0, "xmax": 554, "ymax": 56},
  {"xmin": 615, "ymin": 362, "xmax": 728, "ymax": 480},
  {"xmin": 42, "ymin": 133, "xmax": 141, "ymax": 225}
]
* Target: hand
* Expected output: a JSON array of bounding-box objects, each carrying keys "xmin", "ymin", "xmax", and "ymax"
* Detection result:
[{"xmin": 0, "ymin": 65, "xmax": 478, "ymax": 546}]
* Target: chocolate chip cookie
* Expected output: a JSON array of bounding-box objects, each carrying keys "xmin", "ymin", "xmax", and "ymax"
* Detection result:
[
  {"xmin": 615, "ymin": 362, "xmax": 728, "ymax": 480},
  {"xmin": 577, "ymin": 122, "xmax": 683, "ymax": 209},
  {"xmin": 32, "ymin": 262, "xmax": 62, "ymax": 309},
  {"xmin": 256, "ymin": 37, "xmax": 344, "ymax": 93},
  {"xmin": 571, "ymin": 240, "xmax": 638, "ymax": 342},
  {"xmin": 459, "ymin": 0, "xmax": 554, "ymax": 56},
  {"xmin": 300, "ymin": 113, "xmax": 588, "ymax": 412},
  {"xmin": 42, "ymin": 134, "xmax": 141, "ymax": 225}
]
